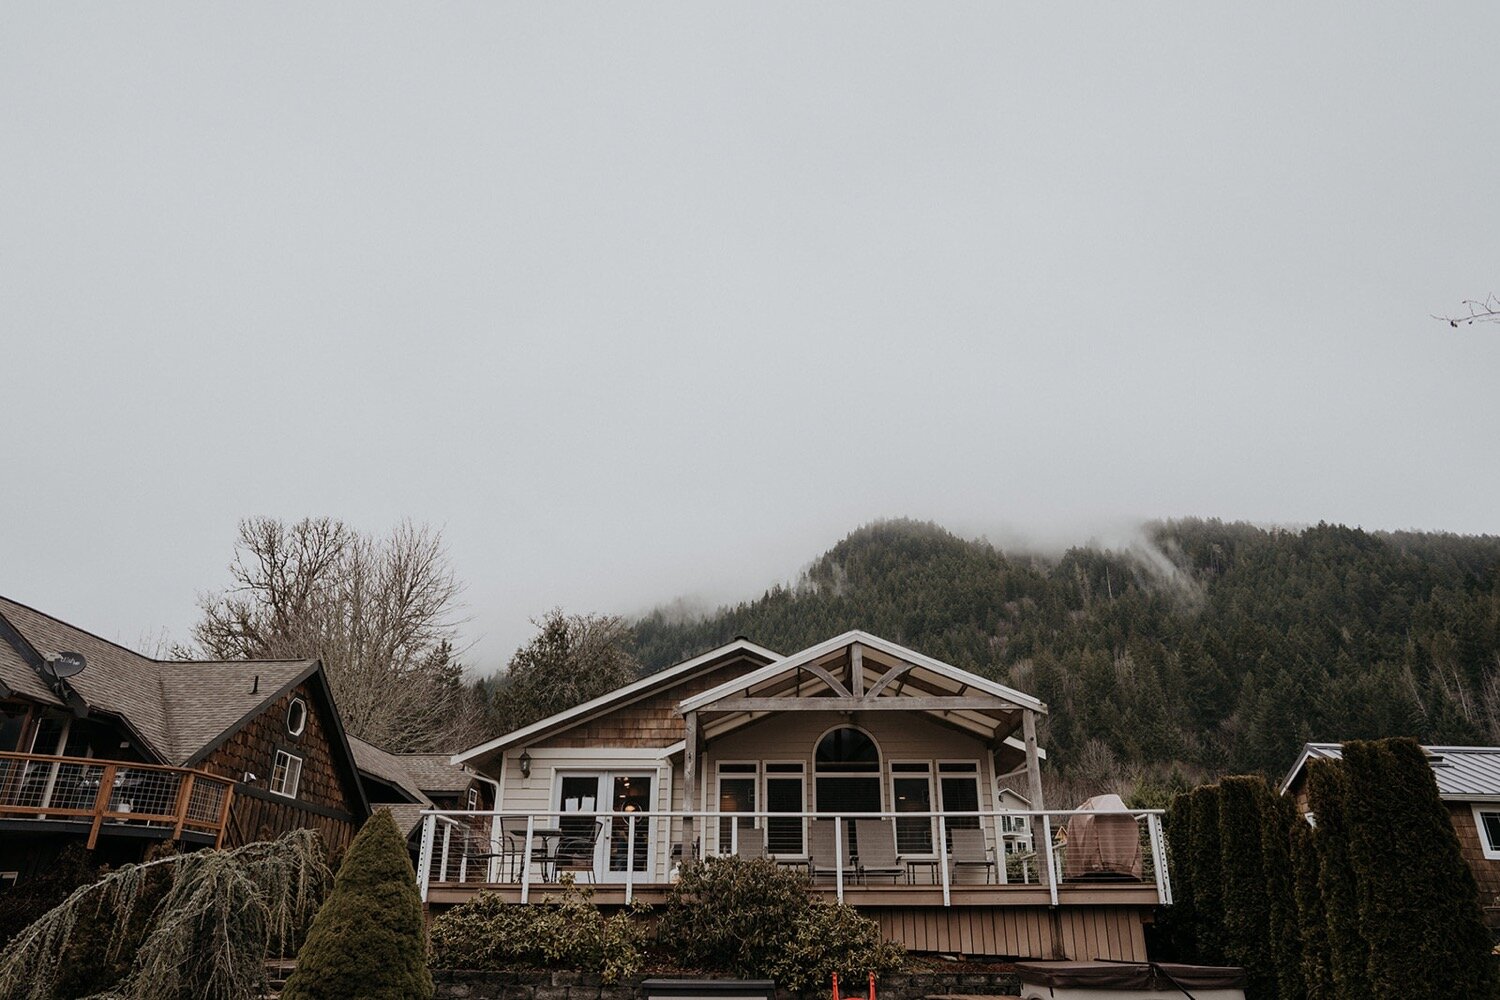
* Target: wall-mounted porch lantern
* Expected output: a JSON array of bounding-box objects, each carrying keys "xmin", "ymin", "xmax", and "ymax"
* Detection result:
[{"xmin": 518, "ymin": 749, "xmax": 532, "ymax": 779}]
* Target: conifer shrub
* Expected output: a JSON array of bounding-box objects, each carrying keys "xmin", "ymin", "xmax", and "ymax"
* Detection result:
[
  {"xmin": 1162, "ymin": 792, "xmax": 1197, "ymax": 960},
  {"xmin": 281, "ymin": 810, "xmax": 432, "ymax": 1000},
  {"xmin": 428, "ymin": 878, "xmax": 646, "ymax": 982},
  {"xmin": 1340, "ymin": 738, "xmax": 1496, "ymax": 1000},
  {"xmin": 1305, "ymin": 757, "xmax": 1370, "ymax": 1000},
  {"xmin": 1290, "ymin": 817, "xmax": 1333, "ymax": 1000},
  {"xmin": 1259, "ymin": 788, "xmax": 1304, "ymax": 1000},
  {"xmin": 659, "ymin": 856, "xmax": 904, "ymax": 994},
  {"xmin": 1217, "ymin": 776, "xmax": 1276, "ymax": 999},
  {"xmin": 1184, "ymin": 784, "xmax": 1225, "ymax": 963}
]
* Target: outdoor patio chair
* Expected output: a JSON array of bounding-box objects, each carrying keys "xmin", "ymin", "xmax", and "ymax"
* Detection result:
[
  {"xmin": 733, "ymin": 824, "xmax": 767, "ymax": 860},
  {"xmin": 807, "ymin": 818, "xmax": 853, "ymax": 883},
  {"xmin": 948, "ymin": 827, "xmax": 997, "ymax": 884},
  {"xmin": 852, "ymin": 818, "xmax": 904, "ymax": 884},
  {"xmin": 552, "ymin": 819, "xmax": 604, "ymax": 883}
]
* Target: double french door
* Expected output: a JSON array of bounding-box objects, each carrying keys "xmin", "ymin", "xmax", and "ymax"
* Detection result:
[{"xmin": 554, "ymin": 771, "xmax": 654, "ymax": 882}]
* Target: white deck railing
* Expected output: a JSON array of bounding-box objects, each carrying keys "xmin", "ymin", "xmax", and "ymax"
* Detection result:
[{"xmin": 415, "ymin": 807, "xmax": 1171, "ymax": 909}]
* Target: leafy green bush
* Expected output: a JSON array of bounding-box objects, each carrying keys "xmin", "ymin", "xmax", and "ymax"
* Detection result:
[
  {"xmin": 429, "ymin": 878, "xmax": 646, "ymax": 983},
  {"xmin": 0, "ymin": 846, "xmax": 102, "ymax": 949},
  {"xmin": 282, "ymin": 810, "xmax": 432, "ymax": 1000},
  {"xmin": 659, "ymin": 856, "xmax": 904, "ymax": 994}
]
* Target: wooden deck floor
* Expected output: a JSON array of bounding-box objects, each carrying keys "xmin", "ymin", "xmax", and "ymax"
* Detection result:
[{"xmin": 424, "ymin": 880, "xmax": 1160, "ymax": 908}]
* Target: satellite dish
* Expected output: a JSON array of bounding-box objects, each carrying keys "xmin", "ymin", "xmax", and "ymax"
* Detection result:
[{"xmin": 45, "ymin": 651, "xmax": 87, "ymax": 680}]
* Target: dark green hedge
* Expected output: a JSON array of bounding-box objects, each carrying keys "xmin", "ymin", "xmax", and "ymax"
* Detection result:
[{"xmin": 1341, "ymin": 739, "xmax": 1496, "ymax": 1000}]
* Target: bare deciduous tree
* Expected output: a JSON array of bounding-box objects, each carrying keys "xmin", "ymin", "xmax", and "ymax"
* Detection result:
[
  {"xmin": 1434, "ymin": 292, "xmax": 1500, "ymax": 327},
  {"xmin": 191, "ymin": 517, "xmax": 493, "ymax": 752}
]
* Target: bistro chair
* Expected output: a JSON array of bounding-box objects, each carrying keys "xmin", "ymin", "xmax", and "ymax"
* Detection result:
[
  {"xmin": 552, "ymin": 819, "xmax": 604, "ymax": 883},
  {"xmin": 948, "ymin": 827, "xmax": 997, "ymax": 884},
  {"xmin": 852, "ymin": 818, "xmax": 904, "ymax": 884},
  {"xmin": 808, "ymin": 819, "xmax": 853, "ymax": 883}
]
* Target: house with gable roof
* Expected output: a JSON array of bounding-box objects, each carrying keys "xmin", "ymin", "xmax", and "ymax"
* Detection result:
[
  {"xmin": 428, "ymin": 630, "xmax": 1170, "ymax": 961},
  {"xmin": 0, "ymin": 595, "xmax": 369, "ymax": 882}
]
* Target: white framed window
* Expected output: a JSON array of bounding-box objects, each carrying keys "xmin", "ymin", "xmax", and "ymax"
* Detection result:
[
  {"xmin": 716, "ymin": 761, "xmax": 758, "ymax": 851},
  {"xmin": 0, "ymin": 871, "xmax": 17, "ymax": 890},
  {"xmin": 764, "ymin": 761, "xmax": 806, "ymax": 857},
  {"xmin": 270, "ymin": 750, "xmax": 303, "ymax": 798},
  {"xmin": 890, "ymin": 761, "xmax": 936, "ymax": 856},
  {"xmin": 286, "ymin": 697, "xmax": 308, "ymax": 737},
  {"xmin": 466, "ymin": 787, "xmax": 479, "ymax": 810},
  {"xmin": 1472, "ymin": 805, "xmax": 1500, "ymax": 860}
]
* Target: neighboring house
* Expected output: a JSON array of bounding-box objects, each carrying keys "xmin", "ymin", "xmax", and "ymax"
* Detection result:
[
  {"xmin": 428, "ymin": 630, "xmax": 1169, "ymax": 961},
  {"xmin": 0, "ymin": 595, "xmax": 369, "ymax": 881},
  {"xmin": 350, "ymin": 735, "xmax": 498, "ymax": 846},
  {"xmin": 1280, "ymin": 742, "xmax": 1500, "ymax": 920},
  {"xmin": 995, "ymin": 785, "xmax": 1035, "ymax": 854}
]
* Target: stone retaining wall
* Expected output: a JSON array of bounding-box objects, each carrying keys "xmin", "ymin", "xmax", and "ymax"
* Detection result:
[{"xmin": 432, "ymin": 970, "xmax": 1023, "ymax": 1000}]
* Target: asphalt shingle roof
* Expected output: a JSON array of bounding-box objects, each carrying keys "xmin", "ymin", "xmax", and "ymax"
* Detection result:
[
  {"xmin": 347, "ymin": 735, "xmax": 432, "ymax": 804},
  {"xmin": 0, "ymin": 595, "xmax": 316, "ymax": 765}
]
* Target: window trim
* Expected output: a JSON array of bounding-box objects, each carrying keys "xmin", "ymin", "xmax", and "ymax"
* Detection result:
[
  {"xmin": 269, "ymin": 749, "xmax": 304, "ymax": 799},
  {"xmin": 1472, "ymin": 805, "xmax": 1500, "ymax": 860},
  {"xmin": 286, "ymin": 697, "xmax": 308, "ymax": 738}
]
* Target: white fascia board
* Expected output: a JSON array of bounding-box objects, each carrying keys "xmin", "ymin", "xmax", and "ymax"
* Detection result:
[
  {"xmin": 1277, "ymin": 742, "xmax": 1343, "ymax": 796},
  {"xmin": 510, "ymin": 744, "xmax": 686, "ymax": 761},
  {"xmin": 1002, "ymin": 734, "xmax": 1047, "ymax": 760},
  {"xmin": 679, "ymin": 629, "xmax": 1046, "ymax": 715},
  {"xmin": 451, "ymin": 639, "xmax": 781, "ymax": 765}
]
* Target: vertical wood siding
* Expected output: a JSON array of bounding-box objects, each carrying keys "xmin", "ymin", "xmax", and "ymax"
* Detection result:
[{"xmin": 873, "ymin": 906, "xmax": 1148, "ymax": 960}]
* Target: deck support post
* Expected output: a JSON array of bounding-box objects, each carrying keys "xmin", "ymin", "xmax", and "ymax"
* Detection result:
[
  {"xmin": 1022, "ymin": 709, "xmax": 1052, "ymax": 894},
  {"xmin": 417, "ymin": 813, "xmax": 435, "ymax": 903},
  {"xmin": 681, "ymin": 710, "xmax": 698, "ymax": 866}
]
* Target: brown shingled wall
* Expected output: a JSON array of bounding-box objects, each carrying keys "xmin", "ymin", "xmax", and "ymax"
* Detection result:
[
  {"xmin": 538, "ymin": 659, "xmax": 754, "ymax": 749},
  {"xmin": 198, "ymin": 680, "xmax": 362, "ymax": 851}
]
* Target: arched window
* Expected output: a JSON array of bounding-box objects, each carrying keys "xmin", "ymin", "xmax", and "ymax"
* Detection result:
[{"xmin": 815, "ymin": 727, "xmax": 880, "ymax": 773}]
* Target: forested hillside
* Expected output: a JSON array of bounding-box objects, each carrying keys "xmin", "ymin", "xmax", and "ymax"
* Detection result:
[{"xmin": 629, "ymin": 520, "xmax": 1500, "ymax": 793}]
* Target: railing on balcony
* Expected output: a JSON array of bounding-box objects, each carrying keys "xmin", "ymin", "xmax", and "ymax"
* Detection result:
[
  {"xmin": 0, "ymin": 751, "xmax": 235, "ymax": 849},
  {"xmin": 415, "ymin": 808, "xmax": 1171, "ymax": 909}
]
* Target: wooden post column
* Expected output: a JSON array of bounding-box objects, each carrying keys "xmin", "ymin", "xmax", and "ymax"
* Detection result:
[
  {"xmin": 681, "ymin": 710, "xmax": 698, "ymax": 865},
  {"xmin": 1022, "ymin": 709, "xmax": 1050, "ymax": 889}
]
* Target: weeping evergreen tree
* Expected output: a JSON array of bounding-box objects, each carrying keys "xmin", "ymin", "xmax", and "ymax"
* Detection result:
[
  {"xmin": 1305, "ymin": 758, "xmax": 1370, "ymax": 1000},
  {"xmin": 281, "ymin": 810, "xmax": 433, "ymax": 1000},
  {"xmin": 1340, "ymin": 738, "xmax": 1496, "ymax": 1000},
  {"xmin": 1218, "ymin": 776, "xmax": 1276, "ymax": 1000},
  {"xmin": 1290, "ymin": 819, "xmax": 1334, "ymax": 1000},
  {"xmin": 0, "ymin": 830, "xmax": 329, "ymax": 1000}
]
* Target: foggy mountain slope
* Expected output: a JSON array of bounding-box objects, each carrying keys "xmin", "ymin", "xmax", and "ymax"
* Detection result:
[{"xmin": 629, "ymin": 519, "xmax": 1500, "ymax": 782}]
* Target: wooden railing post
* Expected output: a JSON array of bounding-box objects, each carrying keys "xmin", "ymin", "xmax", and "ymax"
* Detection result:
[
  {"xmin": 87, "ymin": 764, "xmax": 117, "ymax": 851},
  {"xmin": 171, "ymin": 774, "xmax": 196, "ymax": 840},
  {"xmin": 215, "ymin": 782, "xmax": 235, "ymax": 848}
]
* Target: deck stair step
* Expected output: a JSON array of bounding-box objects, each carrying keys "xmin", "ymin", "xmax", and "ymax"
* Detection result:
[{"xmin": 924, "ymin": 993, "xmax": 1021, "ymax": 999}]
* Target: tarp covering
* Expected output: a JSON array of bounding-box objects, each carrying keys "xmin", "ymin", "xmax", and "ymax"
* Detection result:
[
  {"xmin": 1061, "ymin": 794, "xmax": 1143, "ymax": 880},
  {"xmin": 1014, "ymin": 961, "xmax": 1248, "ymax": 989}
]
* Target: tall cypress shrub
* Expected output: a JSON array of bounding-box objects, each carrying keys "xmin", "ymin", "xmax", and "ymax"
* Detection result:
[
  {"xmin": 1218, "ymin": 776, "xmax": 1276, "ymax": 1000},
  {"xmin": 1163, "ymin": 791, "xmax": 1197, "ymax": 960},
  {"xmin": 1291, "ymin": 817, "xmax": 1334, "ymax": 1000},
  {"xmin": 1261, "ymin": 790, "xmax": 1305, "ymax": 1000},
  {"xmin": 282, "ymin": 810, "xmax": 434, "ymax": 1000},
  {"xmin": 1305, "ymin": 758, "xmax": 1369, "ymax": 1000},
  {"xmin": 1186, "ymin": 784, "xmax": 1226, "ymax": 964},
  {"xmin": 1341, "ymin": 738, "xmax": 1496, "ymax": 1000}
]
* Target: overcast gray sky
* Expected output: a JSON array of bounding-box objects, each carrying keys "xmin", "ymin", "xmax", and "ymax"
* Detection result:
[{"xmin": 4, "ymin": 3, "xmax": 1499, "ymax": 671}]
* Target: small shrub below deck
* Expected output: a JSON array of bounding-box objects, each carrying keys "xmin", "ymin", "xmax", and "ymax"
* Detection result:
[
  {"xmin": 658, "ymin": 856, "xmax": 906, "ymax": 994},
  {"xmin": 429, "ymin": 878, "xmax": 646, "ymax": 983}
]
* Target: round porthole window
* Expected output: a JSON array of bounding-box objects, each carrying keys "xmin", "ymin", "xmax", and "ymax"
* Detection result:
[{"xmin": 287, "ymin": 697, "xmax": 308, "ymax": 737}]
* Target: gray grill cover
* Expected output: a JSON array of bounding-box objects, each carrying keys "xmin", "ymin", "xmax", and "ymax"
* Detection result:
[{"xmin": 1014, "ymin": 961, "xmax": 1247, "ymax": 989}]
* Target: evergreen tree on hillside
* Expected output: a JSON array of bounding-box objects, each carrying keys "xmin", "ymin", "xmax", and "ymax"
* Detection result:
[{"xmin": 630, "ymin": 519, "xmax": 1500, "ymax": 783}]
